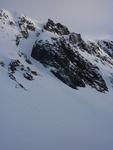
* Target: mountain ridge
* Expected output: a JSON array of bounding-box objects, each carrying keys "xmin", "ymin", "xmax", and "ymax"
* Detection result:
[
  {"xmin": 0, "ymin": 9, "xmax": 113, "ymax": 92},
  {"xmin": 0, "ymin": 9, "xmax": 113, "ymax": 150}
]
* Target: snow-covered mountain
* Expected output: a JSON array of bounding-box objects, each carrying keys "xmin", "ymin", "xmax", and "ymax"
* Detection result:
[{"xmin": 0, "ymin": 9, "xmax": 113, "ymax": 150}]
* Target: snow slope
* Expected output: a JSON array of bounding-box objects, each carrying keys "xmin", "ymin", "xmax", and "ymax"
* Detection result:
[{"xmin": 0, "ymin": 9, "xmax": 113, "ymax": 150}]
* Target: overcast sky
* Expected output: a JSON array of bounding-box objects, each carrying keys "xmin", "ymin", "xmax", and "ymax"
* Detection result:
[{"xmin": 0, "ymin": 0, "xmax": 113, "ymax": 39}]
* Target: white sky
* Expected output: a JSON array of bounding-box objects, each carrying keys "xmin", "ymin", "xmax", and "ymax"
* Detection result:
[{"xmin": 0, "ymin": 0, "xmax": 113, "ymax": 39}]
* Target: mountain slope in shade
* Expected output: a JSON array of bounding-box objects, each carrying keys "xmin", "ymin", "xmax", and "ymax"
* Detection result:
[{"xmin": 0, "ymin": 9, "xmax": 113, "ymax": 150}]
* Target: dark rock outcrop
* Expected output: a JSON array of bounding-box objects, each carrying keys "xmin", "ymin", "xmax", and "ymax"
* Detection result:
[
  {"xmin": 18, "ymin": 16, "xmax": 36, "ymax": 39},
  {"xmin": 44, "ymin": 19, "xmax": 70, "ymax": 35},
  {"xmin": 31, "ymin": 36, "xmax": 108, "ymax": 92},
  {"xmin": 97, "ymin": 40, "xmax": 113, "ymax": 58},
  {"xmin": 0, "ymin": 9, "xmax": 8, "ymax": 20},
  {"xmin": 8, "ymin": 59, "xmax": 38, "ymax": 90}
]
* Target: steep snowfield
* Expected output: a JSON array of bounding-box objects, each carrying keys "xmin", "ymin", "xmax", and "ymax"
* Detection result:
[{"xmin": 0, "ymin": 9, "xmax": 113, "ymax": 150}]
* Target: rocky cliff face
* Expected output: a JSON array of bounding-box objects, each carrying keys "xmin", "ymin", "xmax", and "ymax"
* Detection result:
[
  {"xmin": 31, "ymin": 34, "xmax": 108, "ymax": 92},
  {"xmin": 31, "ymin": 19, "xmax": 113, "ymax": 92}
]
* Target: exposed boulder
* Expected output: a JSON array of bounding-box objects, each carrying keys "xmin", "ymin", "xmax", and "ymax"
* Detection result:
[
  {"xmin": 0, "ymin": 61, "xmax": 5, "ymax": 67},
  {"xmin": 44, "ymin": 19, "xmax": 70, "ymax": 35},
  {"xmin": 23, "ymin": 73, "xmax": 33, "ymax": 81},
  {"xmin": 69, "ymin": 33, "xmax": 83, "ymax": 44}
]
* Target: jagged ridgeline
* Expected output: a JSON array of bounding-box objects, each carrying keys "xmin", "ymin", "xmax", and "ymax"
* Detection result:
[
  {"xmin": 31, "ymin": 19, "xmax": 109, "ymax": 92},
  {"xmin": 0, "ymin": 9, "xmax": 113, "ymax": 92}
]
